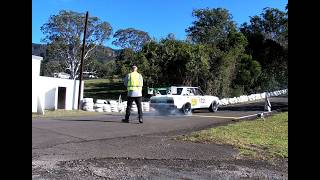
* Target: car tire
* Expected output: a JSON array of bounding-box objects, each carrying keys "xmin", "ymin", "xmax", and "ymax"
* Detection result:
[
  {"xmin": 209, "ymin": 101, "xmax": 218, "ymax": 112},
  {"xmin": 182, "ymin": 103, "xmax": 192, "ymax": 115}
]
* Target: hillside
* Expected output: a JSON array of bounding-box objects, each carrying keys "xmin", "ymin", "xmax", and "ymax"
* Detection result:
[
  {"xmin": 32, "ymin": 43, "xmax": 47, "ymax": 58},
  {"xmin": 32, "ymin": 43, "xmax": 119, "ymax": 62}
]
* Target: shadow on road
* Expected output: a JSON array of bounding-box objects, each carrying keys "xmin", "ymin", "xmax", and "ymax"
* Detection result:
[
  {"xmin": 51, "ymin": 118, "xmax": 146, "ymax": 124},
  {"xmin": 52, "ymin": 119, "xmax": 124, "ymax": 124}
]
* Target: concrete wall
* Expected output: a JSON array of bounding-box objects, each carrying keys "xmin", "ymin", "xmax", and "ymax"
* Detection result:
[
  {"xmin": 32, "ymin": 55, "xmax": 42, "ymax": 112},
  {"xmin": 32, "ymin": 55, "xmax": 84, "ymax": 112},
  {"xmin": 32, "ymin": 55, "xmax": 42, "ymax": 78},
  {"xmin": 37, "ymin": 77, "xmax": 83, "ymax": 110}
]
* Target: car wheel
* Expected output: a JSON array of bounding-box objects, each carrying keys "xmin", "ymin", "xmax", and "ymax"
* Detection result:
[
  {"xmin": 182, "ymin": 103, "xmax": 192, "ymax": 115},
  {"xmin": 209, "ymin": 101, "xmax": 218, "ymax": 112}
]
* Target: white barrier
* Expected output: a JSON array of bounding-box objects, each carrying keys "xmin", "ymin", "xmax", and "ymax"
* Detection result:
[
  {"xmin": 83, "ymin": 98, "xmax": 151, "ymax": 113},
  {"xmin": 83, "ymin": 98, "xmax": 94, "ymax": 103},
  {"xmin": 143, "ymin": 102, "xmax": 150, "ymax": 111},
  {"xmin": 84, "ymin": 89, "xmax": 287, "ymax": 111},
  {"xmin": 96, "ymin": 99, "xmax": 107, "ymax": 104},
  {"xmin": 219, "ymin": 89, "xmax": 287, "ymax": 106},
  {"xmin": 82, "ymin": 98, "xmax": 94, "ymax": 111},
  {"xmin": 103, "ymin": 104, "xmax": 111, "ymax": 112}
]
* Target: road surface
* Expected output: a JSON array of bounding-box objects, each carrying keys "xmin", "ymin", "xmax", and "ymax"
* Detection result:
[{"xmin": 32, "ymin": 96, "xmax": 288, "ymax": 179}]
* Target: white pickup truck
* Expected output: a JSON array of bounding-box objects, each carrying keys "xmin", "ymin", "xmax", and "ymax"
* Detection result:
[{"xmin": 149, "ymin": 86, "xmax": 220, "ymax": 115}]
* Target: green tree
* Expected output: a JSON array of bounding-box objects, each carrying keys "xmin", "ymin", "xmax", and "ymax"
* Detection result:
[
  {"xmin": 112, "ymin": 28, "xmax": 151, "ymax": 52},
  {"xmin": 186, "ymin": 8, "xmax": 236, "ymax": 46},
  {"xmin": 136, "ymin": 39, "xmax": 211, "ymax": 91},
  {"xmin": 41, "ymin": 60, "xmax": 66, "ymax": 77},
  {"xmin": 88, "ymin": 60, "xmax": 116, "ymax": 78},
  {"xmin": 115, "ymin": 48, "xmax": 136, "ymax": 76},
  {"xmin": 41, "ymin": 10, "xmax": 112, "ymax": 79},
  {"xmin": 240, "ymin": 6, "xmax": 288, "ymax": 91},
  {"xmin": 241, "ymin": 7, "xmax": 287, "ymax": 47},
  {"xmin": 186, "ymin": 8, "xmax": 248, "ymax": 97},
  {"xmin": 185, "ymin": 44, "xmax": 210, "ymax": 87},
  {"xmin": 139, "ymin": 41, "xmax": 162, "ymax": 87},
  {"xmin": 166, "ymin": 33, "xmax": 176, "ymax": 40},
  {"xmin": 232, "ymin": 54, "xmax": 261, "ymax": 95}
]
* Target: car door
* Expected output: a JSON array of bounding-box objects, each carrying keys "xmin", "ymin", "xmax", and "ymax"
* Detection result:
[
  {"xmin": 187, "ymin": 88, "xmax": 200, "ymax": 109},
  {"xmin": 194, "ymin": 88, "xmax": 207, "ymax": 108}
]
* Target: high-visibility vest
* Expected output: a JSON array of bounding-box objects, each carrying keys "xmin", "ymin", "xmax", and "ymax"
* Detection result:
[{"xmin": 127, "ymin": 72, "xmax": 143, "ymax": 91}]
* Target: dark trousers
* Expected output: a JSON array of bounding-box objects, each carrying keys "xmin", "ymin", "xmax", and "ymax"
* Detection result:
[{"xmin": 125, "ymin": 96, "xmax": 143, "ymax": 120}]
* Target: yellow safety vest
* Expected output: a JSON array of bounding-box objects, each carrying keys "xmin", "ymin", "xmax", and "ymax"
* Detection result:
[{"xmin": 127, "ymin": 72, "xmax": 142, "ymax": 91}]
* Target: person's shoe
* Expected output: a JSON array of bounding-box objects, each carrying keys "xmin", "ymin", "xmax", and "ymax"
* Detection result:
[
  {"xmin": 138, "ymin": 118, "xmax": 143, "ymax": 124},
  {"xmin": 122, "ymin": 119, "xmax": 129, "ymax": 123}
]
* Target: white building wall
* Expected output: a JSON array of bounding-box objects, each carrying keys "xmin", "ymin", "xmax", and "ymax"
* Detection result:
[
  {"xmin": 32, "ymin": 56, "xmax": 42, "ymax": 112},
  {"xmin": 37, "ymin": 77, "xmax": 84, "ymax": 110},
  {"xmin": 32, "ymin": 55, "xmax": 84, "ymax": 112}
]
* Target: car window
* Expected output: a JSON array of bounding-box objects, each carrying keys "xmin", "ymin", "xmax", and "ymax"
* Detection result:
[
  {"xmin": 193, "ymin": 88, "xmax": 200, "ymax": 96},
  {"xmin": 175, "ymin": 88, "xmax": 183, "ymax": 95},
  {"xmin": 197, "ymin": 88, "xmax": 204, "ymax": 96},
  {"xmin": 158, "ymin": 90, "xmax": 167, "ymax": 95},
  {"xmin": 187, "ymin": 88, "xmax": 194, "ymax": 96}
]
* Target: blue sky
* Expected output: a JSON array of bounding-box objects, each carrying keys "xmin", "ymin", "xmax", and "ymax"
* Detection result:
[{"xmin": 32, "ymin": 0, "xmax": 287, "ymax": 49}]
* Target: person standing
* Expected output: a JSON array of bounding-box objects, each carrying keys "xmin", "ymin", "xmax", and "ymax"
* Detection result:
[{"xmin": 122, "ymin": 65, "xmax": 143, "ymax": 123}]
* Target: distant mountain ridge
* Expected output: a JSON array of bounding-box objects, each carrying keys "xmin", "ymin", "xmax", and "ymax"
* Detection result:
[{"xmin": 32, "ymin": 43, "xmax": 119, "ymax": 62}]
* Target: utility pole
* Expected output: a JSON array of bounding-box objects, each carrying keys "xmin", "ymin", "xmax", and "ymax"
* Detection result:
[{"xmin": 77, "ymin": 11, "xmax": 89, "ymax": 110}]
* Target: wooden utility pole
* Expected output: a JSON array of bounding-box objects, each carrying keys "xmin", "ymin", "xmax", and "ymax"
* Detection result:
[{"xmin": 77, "ymin": 11, "xmax": 89, "ymax": 110}]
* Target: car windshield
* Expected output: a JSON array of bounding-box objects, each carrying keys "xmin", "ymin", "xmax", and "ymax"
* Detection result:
[{"xmin": 155, "ymin": 88, "xmax": 185, "ymax": 95}]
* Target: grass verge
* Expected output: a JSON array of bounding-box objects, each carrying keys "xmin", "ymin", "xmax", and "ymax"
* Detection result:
[
  {"xmin": 32, "ymin": 110, "xmax": 120, "ymax": 119},
  {"xmin": 177, "ymin": 112, "xmax": 288, "ymax": 160}
]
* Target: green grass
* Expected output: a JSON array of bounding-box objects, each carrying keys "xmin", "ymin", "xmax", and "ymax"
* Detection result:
[
  {"xmin": 84, "ymin": 78, "xmax": 127, "ymax": 100},
  {"xmin": 178, "ymin": 112, "xmax": 288, "ymax": 160},
  {"xmin": 83, "ymin": 78, "xmax": 151, "ymax": 101},
  {"xmin": 32, "ymin": 109, "xmax": 120, "ymax": 119},
  {"xmin": 85, "ymin": 78, "xmax": 123, "ymax": 87}
]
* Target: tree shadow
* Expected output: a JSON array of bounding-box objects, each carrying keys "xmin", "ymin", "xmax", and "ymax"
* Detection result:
[{"xmin": 52, "ymin": 119, "xmax": 124, "ymax": 123}]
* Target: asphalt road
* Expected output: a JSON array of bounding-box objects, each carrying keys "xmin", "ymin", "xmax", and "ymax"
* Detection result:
[{"xmin": 32, "ymin": 96, "xmax": 288, "ymax": 179}]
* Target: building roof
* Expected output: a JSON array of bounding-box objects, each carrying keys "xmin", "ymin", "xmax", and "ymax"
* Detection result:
[{"xmin": 32, "ymin": 55, "xmax": 43, "ymax": 61}]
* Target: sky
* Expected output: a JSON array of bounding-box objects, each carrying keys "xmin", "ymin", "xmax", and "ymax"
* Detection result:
[{"xmin": 32, "ymin": 0, "xmax": 287, "ymax": 49}]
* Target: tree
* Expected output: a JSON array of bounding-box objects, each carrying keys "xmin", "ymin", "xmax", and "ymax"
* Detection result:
[
  {"xmin": 185, "ymin": 44, "xmax": 210, "ymax": 87},
  {"xmin": 135, "ymin": 39, "xmax": 211, "ymax": 90},
  {"xmin": 112, "ymin": 28, "xmax": 151, "ymax": 52},
  {"xmin": 186, "ymin": 8, "xmax": 248, "ymax": 97},
  {"xmin": 41, "ymin": 10, "xmax": 112, "ymax": 79},
  {"xmin": 261, "ymin": 7, "xmax": 287, "ymax": 45},
  {"xmin": 41, "ymin": 60, "xmax": 66, "ymax": 77},
  {"xmin": 186, "ymin": 8, "xmax": 236, "ymax": 46},
  {"xmin": 115, "ymin": 48, "xmax": 136, "ymax": 76},
  {"xmin": 138, "ymin": 41, "xmax": 162, "ymax": 87},
  {"xmin": 166, "ymin": 33, "xmax": 176, "ymax": 40},
  {"xmin": 85, "ymin": 59, "xmax": 116, "ymax": 78},
  {"xmin": 232, "ymin": 54, "xmax": 261, "ymax": 95},
  {"xmin": 240, "ymin": 6, "xmax": 288, "ymax": 91},
  {"xmin": 241, "ymin": 8, "xmax": 287, "ymax": 47}
]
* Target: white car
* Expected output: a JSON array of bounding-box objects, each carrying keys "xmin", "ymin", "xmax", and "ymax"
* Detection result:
[
  {"xmin": 149, "ymin": 86, "xmax": 220, "ymax": 115},
  {"xmin": 53, "ymin": 72, "xmax": 70, "ymax": 79}
]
